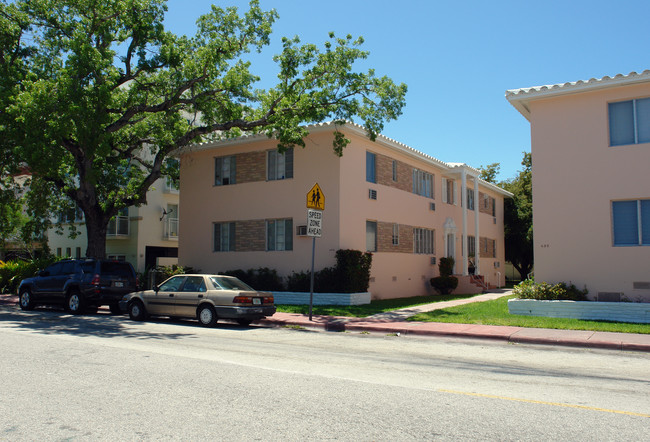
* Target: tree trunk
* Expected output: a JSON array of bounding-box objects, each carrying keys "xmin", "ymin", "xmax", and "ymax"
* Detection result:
[{"xmin": 83, "ymin": 209, "xmax": 109, "ymax": 259}]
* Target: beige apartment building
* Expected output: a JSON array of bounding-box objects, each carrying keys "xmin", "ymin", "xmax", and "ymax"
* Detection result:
[
  {"xmin": 507, "ymin": 70, "xmax": 650, "ymax": 302},
  {"xmin": 48, "ymin": 177, "xmax": 180, "ymax": 273},
  {"xmin": 177, "ymin": 123, "xmax": 510, "ymax": 299}
]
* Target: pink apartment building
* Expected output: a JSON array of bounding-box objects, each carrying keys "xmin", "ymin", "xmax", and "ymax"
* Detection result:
[
  {"xmin": 507, "ymin": 70, "xmax": 650, "ymax": 302},
  {"xmin": 177, "ymin": 122, "xmax": 510, "ymax": 299}
]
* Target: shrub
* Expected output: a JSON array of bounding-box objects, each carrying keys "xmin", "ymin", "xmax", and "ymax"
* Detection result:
[
  {"xmin": 286, "ymin": 271, "xmax": 311, "ymax": 292},
  {"xmin": 335, "ymin": 249, "xmax": 372, "ymax": 293},
  {"xmin": 224, "ymin": 267, "xmax": 285, "ymax": 291},
  {"xmin": 513, "ymin": 279, "xmax": 588, "ymax": 301},
  {"xmin": 430, "ymin": 256, "xmax": 458, "ymax": 295},
  {"xmin": 0, "ymin": 256, "xmax": 59, "ymax": 294}
]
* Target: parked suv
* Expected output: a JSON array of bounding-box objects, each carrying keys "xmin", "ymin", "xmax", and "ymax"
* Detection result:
[{"xmin": 17, "ymin": 259, "xmax": 137, "ymax": 314}]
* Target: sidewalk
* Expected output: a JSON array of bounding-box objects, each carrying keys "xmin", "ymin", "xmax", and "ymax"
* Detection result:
[{"xmin": 2, "ymin": 291, "xmax": 649, "ymax": 352}]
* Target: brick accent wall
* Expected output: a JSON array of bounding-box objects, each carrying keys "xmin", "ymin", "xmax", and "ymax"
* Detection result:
[
  {"xmin": 375, "ymin": 153, "xmax": 413, "ymax": 193},
  {"xmin": 479, "ymin": 192, "xmax": 495, "ymax": 216},
  {"xmin": 236, "ymin": 219, "xmax": 266, "ymax": 252},
  {"xmin": 236, "ymin": 151, "xmax": 266, "ymax": 184},
  {"xmin": 377, "ymin": 222, "xmax": 416, "ymax": 253},
  {"xmin": 479, "ymin": 237, "xmax": 496, "ymax": 258}
]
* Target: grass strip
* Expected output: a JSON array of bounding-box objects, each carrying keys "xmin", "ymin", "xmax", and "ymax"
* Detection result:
[
  {"xmin": 275, "ymin": 293, "xmax": 479, "ymax": 318},
  {"xmin": 407, "ymin": 295, "xmax": 650, "ymax": 334}
]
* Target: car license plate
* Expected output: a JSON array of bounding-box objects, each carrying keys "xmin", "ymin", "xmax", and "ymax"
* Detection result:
[
  {"xmin": 114, "ymin": 281, "xmax": 124, "ymax": 288},
  {"xmin": 253, "ymin": 298, "xmax": 261, "ymax": 305}
]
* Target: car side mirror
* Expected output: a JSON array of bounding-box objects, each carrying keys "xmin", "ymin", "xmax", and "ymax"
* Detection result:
[{"xmin": 154, "ymin": 284, "xmax": 160, "ymax": 293}]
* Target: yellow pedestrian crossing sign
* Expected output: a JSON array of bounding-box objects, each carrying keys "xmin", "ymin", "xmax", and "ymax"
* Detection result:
[{"xmin": 307, "ymin": 183, "xmax": 325, "ymax": 210}]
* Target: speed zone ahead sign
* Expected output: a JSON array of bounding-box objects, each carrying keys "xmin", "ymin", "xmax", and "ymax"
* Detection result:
[{"xmin": 307, "ymin": 209, "xmax": 322, "ymax": 237}]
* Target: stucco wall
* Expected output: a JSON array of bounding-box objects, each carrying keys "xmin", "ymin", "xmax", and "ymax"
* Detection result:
[
  {"xmin": 178, "ymin": 128, "xmax": 508, "ymax": 299},
  {"xmin": 529, "ymin": 82, "xmax": 650, "ymax": 301}
]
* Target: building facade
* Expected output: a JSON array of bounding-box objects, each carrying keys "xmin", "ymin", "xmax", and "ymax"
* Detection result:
[
  {"xmin": 178, "ymin": 123, "xmax": 509, "ymax": 299},
  {"xmin": 507, "ymin": 70, "xmax": 650, "ymax": 302},
  {"xmin": 47, "ymin": 177, "xmax": 179, "ymax": 273}
]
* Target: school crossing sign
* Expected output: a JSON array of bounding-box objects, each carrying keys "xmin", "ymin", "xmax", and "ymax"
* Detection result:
[
  {"xmin": 306, "ymin": 183, "xmax": 325, "ymax": 210},
  {"xmin": 306, "ymin": 183, "xmax": 324, "ymax": 238}
]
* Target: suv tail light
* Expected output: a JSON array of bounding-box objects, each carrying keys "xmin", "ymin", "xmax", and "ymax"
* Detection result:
[{"xmin": 91, "ymin": 274, "xmax": 101, "ymax": 294}]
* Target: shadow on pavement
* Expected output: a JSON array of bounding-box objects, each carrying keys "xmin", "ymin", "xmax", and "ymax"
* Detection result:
[{"xmin": 0, "ymin": 304, "xmax": 200, "ymax": 341}]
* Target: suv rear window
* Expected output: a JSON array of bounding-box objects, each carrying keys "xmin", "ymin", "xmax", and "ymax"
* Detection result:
[{"xmin": 101, "ymin": 262, "xmax": 134, "ymax": 278}]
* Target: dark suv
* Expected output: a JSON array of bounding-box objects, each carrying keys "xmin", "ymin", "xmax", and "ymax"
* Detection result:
[{"xmin": 17, "ymin": 259, "xmax": 137, "ymax": 314}]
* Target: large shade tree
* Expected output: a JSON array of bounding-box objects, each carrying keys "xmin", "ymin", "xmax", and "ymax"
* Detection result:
[{"xmin": 1, "ymin": 0, "xmax": 407, "ymax": 258}]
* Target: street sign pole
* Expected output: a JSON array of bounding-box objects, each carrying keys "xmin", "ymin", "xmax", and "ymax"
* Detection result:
[
  {"xmin": 309, "ymin": 236, "xmax": 315, "ymax": 321},
  {"xmin": 306, "ymin": 183, "xmax": 325, "ymax": 322}
]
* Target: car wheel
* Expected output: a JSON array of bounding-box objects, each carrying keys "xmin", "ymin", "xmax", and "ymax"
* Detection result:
[
  {"xmin": 128, "ymin": 300, "xmax": 146, "ymax": 321},
  {"xmin": 237, "ymin": 319, "xmax": 252, "ymax": 327},
  {"xmin": 197, "ymin": 305, "xmax": 217, "ymax": 327},
  {"xmin": 66, "ymin": 290, "xmax": 84, "ymax": 315},
  {"xmin": 19, "ymin": 289, "xmax": 35, "ymax": 311},
  {"xmin": 109, "ymin": 302, "xmax": 122, "ymax": 315}
]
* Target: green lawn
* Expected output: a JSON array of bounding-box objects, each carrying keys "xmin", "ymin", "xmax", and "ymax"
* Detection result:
[
  {"xmin": 408, "ymin": 295, "xmax": 650, "ymax": 334},
  {"xmin": 275, "ymin": 293, "xmax": 480, "ymax": 318}
]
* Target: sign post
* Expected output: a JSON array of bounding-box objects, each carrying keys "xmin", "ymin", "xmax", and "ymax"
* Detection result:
[{"xmin": 306, "ymin": 184, "xmax": 325, "ymax": 320}]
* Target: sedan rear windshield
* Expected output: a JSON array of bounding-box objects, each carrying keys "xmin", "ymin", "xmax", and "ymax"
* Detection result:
[{"xmin": 210, "ymin": 277, "xmax": 254, "ymax": 291}]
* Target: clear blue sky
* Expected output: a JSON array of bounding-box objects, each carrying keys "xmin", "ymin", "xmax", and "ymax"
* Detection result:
[{"xmin": 164, "ymin": 0, "xmax": 650, "ymax": 181}]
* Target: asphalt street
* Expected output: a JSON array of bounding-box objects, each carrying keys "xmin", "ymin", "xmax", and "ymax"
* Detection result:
[{"xmin": 1, "ymin": 306, "xmax": 649, "ymax": 440}]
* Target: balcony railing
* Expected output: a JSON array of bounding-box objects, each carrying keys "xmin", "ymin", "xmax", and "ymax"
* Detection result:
[
  {"xmin": 107, "ymin": 215, "xmax": 129, "ymax": 236},
  {"xmin": 164, "ymin": 217, "xmax": 179, "ymax": 240}
]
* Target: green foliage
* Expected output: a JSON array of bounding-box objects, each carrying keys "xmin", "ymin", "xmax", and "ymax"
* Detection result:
[
  {"xmin": 1, "ymin": 0, "xmax": 406, "ymax": 259},
  {"xmin": 276, "ymin": 294, "xmax": 479, "ymax": 318},
  {"xmin": 430, "ymin": 256, "xmax": 458, "ymax": 295},
  {"xmin": 429, "ymin": 276, "xmax": 459, "ymax": 295},
  {"xmin": 408, "ymin": 295, "xmax": 650, "ymax": 334},
  {"xmin": 438, "ymin": 256, "xmax": 454, "ymax": 277},
  {"xmin": 479, "ymin": 152, "xmax": 533, "ymax": 279},
  {"xmin": 0, "ymin": 255, "xmax": 59, "ymax": 294},
  {"xmin": 478, "ymin": 163, "xmax": 500, "ymax": 184},
  {"xmin": 235, "ymin": 249, "xmax": 372, "ymax": 293},
  {"xmin": 149, "ymin": 264, "xmax": 200, "ymax": 288},
  {"xmin": 513, "ymin": 279, "xmax": 588, "ymax": 301},
  {"xmin": 224, "ymin": 267, "xmax": 285, "ymax": 291}
]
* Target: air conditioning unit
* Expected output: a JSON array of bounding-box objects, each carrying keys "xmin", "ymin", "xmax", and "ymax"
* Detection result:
[
  {"xmin": 296, "ymin": 225, "xmax": 308, "ymax": 236},
  {"xmin": 429, "ymin": 202, "xmax": 436, "ymax": 211},
  {"xmin": 494, "ymin": 261, "xmax": 500, "ymax": 268},
  {"xmin": 369, "ymin": 189, "xmax": 377, "ymax": 200},
  {"xmin": 493, "ymin": 217, "xmax": 497, "ymax": 224},
  {"xmin": 430, "ymin": 257, "xmax": 436, "ymax": 265}
]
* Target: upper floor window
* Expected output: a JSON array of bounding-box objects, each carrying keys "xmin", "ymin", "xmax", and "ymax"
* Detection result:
[
  {"xmin": 612, "ymin": 199, "xmax": 650, "ymax": 246},
  {"xmin": 366, "ymin": 152, "xmax": 376, "ymax": 183},
  {"xmin": 466, "ymin": 188, "xmax": 475, "ymax": 211},
  {"xmin": 392, "ymin": 224, "xmax": 399, "ymax": 246},
  {"xmin": 267, "ymin": 218, "xmax": 293, "ymax": 251},
  {"xmin": 609, "ymin": 98, "xmax": 650, "ymax": 146},
  {"xmin": 215, "ymin": 155, "xmax": 236, "ymax": 186},
  {"xmin": 107, "ymin": 208, "xmax": 129, "ymax": 236},
  {"xmin": 412, "ymin": 169, "xmax": 433, "ymax": 198},
  {"xmin": 214, "ymin": 221, "xmax": 236, "ymax": 252},
  {"xmin": 392, "ymin": 161, "xmax": 398, "ymax": 182},
  {"xmin": 268, "ymin": 148, "xmax": 293, "ymax": 181},
  {"xmin": 442, "ymin": 178, "xmax": 456, "ymax": 205},
  {"xmin": 59, "ymin": 207, "xmax": 83, "ymax": 224}
]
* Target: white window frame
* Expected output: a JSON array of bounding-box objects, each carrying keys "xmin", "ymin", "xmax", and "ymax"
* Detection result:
[
  {"xmin": 215, "ymin": 155, "xmax": 236, "ymax": 186},
  {"xmin": 267, "ymin": 219, "xmax": 293, "ymax": 251},
  {"xmin": 413, "ymin": 228, "xmax": 435, "ymax": 254},
  {"xmin": 412, "ymin": 169, "xmax": 434, "ymax": 198},
  {"xmin": 268, "ymin": 148, "xmax": 294, "ymax": 181}
]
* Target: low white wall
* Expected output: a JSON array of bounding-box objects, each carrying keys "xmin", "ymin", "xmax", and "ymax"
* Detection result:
[
  {"xmin": 508, "ymin": 299, "xmax": 650, "ymax": 324},
  {"xmin": 272, "ymin": 292, "xmax": 371, "ymax": 306}
]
